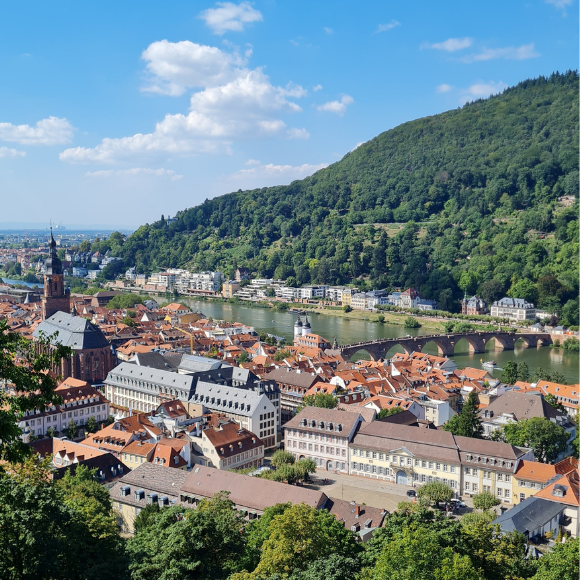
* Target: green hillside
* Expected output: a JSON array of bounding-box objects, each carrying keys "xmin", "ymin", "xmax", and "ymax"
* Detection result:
[{"xmin": 118, "ymin": 71, "xmax": 579, "ymax": 320}]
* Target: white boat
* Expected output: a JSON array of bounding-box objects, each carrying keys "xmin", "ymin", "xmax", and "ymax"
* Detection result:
[{"xmin": 480, "ymin": 358, "xmax": 497, "ymax": 369}]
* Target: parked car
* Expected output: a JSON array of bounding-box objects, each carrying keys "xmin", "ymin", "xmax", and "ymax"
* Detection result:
[
  {"xmin": 406, "ymin": 489, "xmax": 416, "ymax": 498},
  {"xmin": 449, "ymin": 499, "xmax": 467, "ymax": 508}
]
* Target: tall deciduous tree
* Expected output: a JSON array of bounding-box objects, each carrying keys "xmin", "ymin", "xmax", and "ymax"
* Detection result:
[
  {"xmin": 442, "ymin": 391, "xmax": 483, "ymax": 439},
  {"xmin": 492, "ymin": 417, "xmax": 570, "ymax": 463},
  {"xmin": 0, "ymin": 320, "xmax": 72, "ymax": 463}
]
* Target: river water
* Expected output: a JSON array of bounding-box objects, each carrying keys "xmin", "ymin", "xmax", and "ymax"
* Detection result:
[
  {"xmin": 177, "ymin": 298, "xmax": 580, "ymax": 384},
  {"xmin": 1, "ymin": 278, "xmax": 41, "ymax": 288}
]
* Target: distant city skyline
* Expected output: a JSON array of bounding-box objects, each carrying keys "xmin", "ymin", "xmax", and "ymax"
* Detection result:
[{"xmin": 1, "ymin": 0, "xmax": 578, "ymax": 228}]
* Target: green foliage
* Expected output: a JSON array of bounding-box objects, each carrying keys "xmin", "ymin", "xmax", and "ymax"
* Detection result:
[
  {"xmin": 544, "ymin": 394, "xmax": 566, "ymax": 413},
  {"xmin": 236, "ymin": 503, "xmax": 361, "ymax": 579},
  {"xmin": 237, "ymin": 350, "xmax": 250, "ymax": 363},
  {"xmin": 66, "ymin": 419, "xmax": 78, "ymax": 440},
  {"xmin": 472, "ymin": 492, "xmax": 501, "ymax": 511},
  {"xmin": 562, "ymin": 337, "xmax": 579, "ymax": 352},
  {"xmin": 106, "ymin": 294, "xmax": 144, "ymax": 309},
  {"xmin": 117, "ymin": 73, "xmax": 579, "ymax": 314},
  {"xmin": 500, "ymin": 361, "xmax": 519, "ymax": 384},
  {"xmin": 492, "ymin": 417, "xmax": 570, "ymax": 463},
  {"xmin": 296, "ymin": 392, "xmax": 338, "ymax": 413},
  {"xmin": 274, "ymin": 349, "xmax": 292, "ymax": 362},
  {"xmin": 404, "ymin": 316, "xmax": 421, "ymax": 328},
  {"xmin": 85, "ymin": 416, "xmax": 98, "ymax": 434},
  {"xmin": 128, "ymin": 493, "xmax": 247, "ymax": 580},
  {"xmin": 270, "ymin": 450, "xmax": 295, "ymax": 469},
  {"xmin": 0, "ymin": 320, "xmax": 72, "ymax": 463},
  {"xmin": 442, "ymin": 391, "xmax": 483, "ymax": 439},
  {"xmin": 343, "ymin": 305, "xmax": 352, "ymax": 313},
  {"xmin": 532, "ymin": 537, "xmax": 579, "ymax": 580},
  {"xmin": 377, "ymin": 407, "xmax": 404, "ymax": 419},
  {"xmin": 416, "ymin": 481, "xmax": 454, "ymax": 507},
  {"xmin": 0, "ymin": 459, "xmax": 128, "ymax": 580}
]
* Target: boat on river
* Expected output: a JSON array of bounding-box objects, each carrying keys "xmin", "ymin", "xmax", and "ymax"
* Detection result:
[{"xmin": 481, "ymin": 359, "xmax": 497, "ymax": 369}]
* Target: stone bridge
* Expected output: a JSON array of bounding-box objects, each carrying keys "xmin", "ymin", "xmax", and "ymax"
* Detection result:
[{"xmin": 337, "ymin": 332, "xmax": 552, "ymax": 361}]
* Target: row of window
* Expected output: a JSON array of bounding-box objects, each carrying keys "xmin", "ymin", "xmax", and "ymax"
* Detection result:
[
  {"xmin": 292, "ymin": 430, "xmax": 346, "ymax": 444},
  {"xmin": 293, "ymin": 441, "xmax": 346, "ymax": 456},
  {"xmin": 465, "ymin": 468, "xmax": 511, "ymax": 481},
  {"xmin": 352, "ymin": 451, "xmax": 458, "ymax": 473}
]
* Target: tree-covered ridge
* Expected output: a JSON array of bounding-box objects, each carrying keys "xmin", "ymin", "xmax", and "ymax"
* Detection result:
[{"xmin": 119, "ymin": 71, "xmax": 579, "ymax": 317}]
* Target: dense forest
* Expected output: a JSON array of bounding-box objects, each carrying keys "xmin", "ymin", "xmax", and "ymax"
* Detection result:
[{"xmin": 108, "ymin": 72, "xmax": 577, "ymax": 319}]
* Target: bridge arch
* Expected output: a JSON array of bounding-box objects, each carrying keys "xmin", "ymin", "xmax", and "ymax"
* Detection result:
[
  {"xmin": 453, "ymin": 335, "xmax": 485, "ymax": 355},
  {"xmin": 420, "ymin": 339, "xmax": 453, "ymax": 357},
  {"xmin": 485, "ymin": 336, "xmax": 508, "ymax": 352},
  {"xmin": 514, "ymin": 336, "xmax": 533, "ymax": 349}
]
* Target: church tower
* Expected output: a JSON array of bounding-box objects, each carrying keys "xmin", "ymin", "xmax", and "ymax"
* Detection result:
[{"xmin": 42, "ymin": 229, "xmax": 70, "ymax": 320}]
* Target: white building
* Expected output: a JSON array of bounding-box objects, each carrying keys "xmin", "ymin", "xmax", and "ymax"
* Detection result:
[{"xmin": 490, "ymin": 297, "xmax": 536, "ymax": 322}]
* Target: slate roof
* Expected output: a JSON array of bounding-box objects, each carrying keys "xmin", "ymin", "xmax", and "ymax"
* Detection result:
[
  {"xmin": 480, "ymin": 391, "xmax": 566, "ymax": 423},
  {"xmin": 105, "ymin": 362, "xmax": 195, "ymax": 393},
  {"xmin": 191, "ymin": 382, "xmax": 269, "ymax": 416},
  {"xmin": 33, "ymin": 312, "xmax": 110, "ymax": 350},
  {"xmin": 284, "ymin": 406, "xmax": 362, "ymax": 436},
  {"xmin": 133, "ymin": 351, "xmax": 181, "ymax": 371},
  {"xmin": 492, "ymin": 496, "xmax": 564, "ymax": 534}
]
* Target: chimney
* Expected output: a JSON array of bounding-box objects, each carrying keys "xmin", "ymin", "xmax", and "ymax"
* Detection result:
[{"xmin": 355, "ymin": 505, "xmax": 361, "ymax": 518}]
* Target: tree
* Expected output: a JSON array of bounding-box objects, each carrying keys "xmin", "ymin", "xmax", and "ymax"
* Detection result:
[
  {"xmin": 296, "ymin": 392, "xmax": 338, "ymax": 413},
  {"xmin": 66, "ymin": 420, "xmax": 78, "ymax": 440},
  {"xmin": 516, "ymin": 362, "xmax": 530, "ymax": 382},
  {"xmin": 404, "ymin": 316, "xmax": 421, "ymax": 328},
  {"xmin": 0, "ymin": 320, "xmax": 72, "ymax": 463},
  {"xmin": 133, "ymin": 503, "xmax": 160, "ymax": 534},
  {"xmin": 237, "ymin": 503, "xmax": 361, "ymax": 578},
  {"xmin": 371, "ymin": 526, "xmax": 480, "ymax": 580},
  {"xmin": 343, "ymin": 305, "xmax": 352, "ymax": 313},
  {"xmin": 291, "ymin": 554, "xmax": 362, "ymax": 580},
  {"xmin": 417, "ymin": 481, "xmax": 454, "ymax": 508},
  {"xmin": 501, "ymin": 361, "xmax": 519, "ymax": 385},
  {"xmin": 273, "ymin": 349, "xmax": 292, "ymax": 362},
  {"xmin": 46, "ymin": 426, "xmax": 56, "ymax": 438},
  {"xmin": 572, "ymin": 414, "xmax": 579, "ymax": 457},
  {"xmin": 507, "ymin": 278, "xmax": 538, "ymax": 304},
  {"xmin": 459, "ymin": 271, "xmax": 478, "ymax": 295},
  {"xmin": 85, "ymin": 415, "xmax": 98, "ymax": 434},
  {"xmin": 478, "ymin": 279, "xmax": 504, "ymax": 306},
  {"xmin": 442, "ymin": 391, "xmax": 483, "ymax": 439},
  {"xmin": 270, "ymin": 450, "xmax": 295, "ymax": 469},
  {"xmin": 495, "ymin": 417, "xmax": 570, "ymax": 463},
  {"xmin": 0, "ymin": 458, "xmax": 128, "ymax": 580},
  {"xmin": 532, "ymin": 536, "xmax": 579, "ymax": 580},
  {"xmin": 237, "ymin": 351, "xmax": 250, "ymax": 364},
  {"xmin": 544, "ymin": 394, "xmax": 566, "ymax": 413},
  {"xmin": 128, "ymin": 493, "xmax": 247, "ymax": 580},
  {"xmin": 472, "ymin": 491, "xmax": 501, "ymax": 511},
  {"xmin": 377, "ymin": 407, "xmax": 404, "ymax": 420}
]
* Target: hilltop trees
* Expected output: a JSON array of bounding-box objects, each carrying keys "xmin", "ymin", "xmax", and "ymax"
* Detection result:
[{"xmin": 117, "ymin": 73, "xmax": 578, "ymax": 313}]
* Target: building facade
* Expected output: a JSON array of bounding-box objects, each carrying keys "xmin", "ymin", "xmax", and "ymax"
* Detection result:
[{"xmin": 490, "ymin": 297, "xmax": 536, "ymax": 321}]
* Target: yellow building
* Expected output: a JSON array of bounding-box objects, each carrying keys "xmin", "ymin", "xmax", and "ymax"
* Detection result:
[
  {"xmin": 512, "ymin": 460, "xmax": 558, "ymax": 503},
  {"xmin": 222, "ymin": 280, "xmax": 241, "ymax": 298},
  {"xmin": 121, "ymin": 441, "xmax": 156, "ymax": 470}
]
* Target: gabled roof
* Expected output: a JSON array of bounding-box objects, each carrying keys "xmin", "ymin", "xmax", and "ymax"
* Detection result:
[
  {"xmin": 33, "ymin": 312, "xmax": 110, "ymax": 350},
  {"xmin": 492, "ymin": 496, "xmax": 565, "ymax": 534},
  {"xmin": 534, "ymin": 469, "xmax": 579, "ymax": 507}
]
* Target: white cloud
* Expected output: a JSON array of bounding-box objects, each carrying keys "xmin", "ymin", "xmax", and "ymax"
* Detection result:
[
  {"xmin": 286, "ymin": 127, "xmax": 309, "ymax": 140},
  {"xmin": 316, "ymin": 94, "xmax": 354, "ymax": 116},
  {"xmin": 546, "ymin": 0, "xmax": 573, "ymax": 11},
  {"xmin": 0, "ymin": 146, "xmax": 26, "ymax": 158},
  {"xmin": 85, "ymin": 168, "xmax": 183, "ymax": 180},
  {"xmin": 422, "ymin": 37, "xmax": 473, "ymax": 52},
  {"xmin": 199, "ymin": 2, "xmax": 262, "ymax": 35},
  {"xmin": 0, "ymin": 117, "xmax": 74, "ymax": 145},
  {"xmin": 375, "ymin": 20, "xmax": 401, "ymax": 33},
  {"xmin": 141, "ymin": 40, "xmax": 247, "ymax": 96},
  {"xmin": 324, "ymin": 27, "xmax": 333, "ymax": 34},
  {"xmin": 244, "ymin": 158, "xmax": 260, "ymax": 165},
  {"xmin": 461, "ymin": 43, "xmax": 539, "ymax": 63},
  {"xmin": 459, "ymin": 81, "xmax": 508, "ymax": 104},
  {"xmin": 278, "ymin": 82, "xmax": 308, "ymax": 98},
  {"xmin": 436, "ymin": 83, "xmax": 453, "ymax": 93},
  {"xmin": 61, "ymin": 66, "xmax": 307, "ymax": 163},
  {"xmin": 313, "ymin": 84, "xmax": 323, "ymax": 92}
]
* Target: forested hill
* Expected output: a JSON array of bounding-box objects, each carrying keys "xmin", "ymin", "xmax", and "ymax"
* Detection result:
[{"xmin": 119, "ymin": 71, "xmax": 579, "ymax": 320}]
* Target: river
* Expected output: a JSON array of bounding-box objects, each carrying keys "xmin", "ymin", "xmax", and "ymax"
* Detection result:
[
  {"xmin": 1, "ymin": 278, "xmax": 41, "ymax": 288},
  {"xmin": 175, "ymin": 298, "xmax": 580, "ymax": 384}
]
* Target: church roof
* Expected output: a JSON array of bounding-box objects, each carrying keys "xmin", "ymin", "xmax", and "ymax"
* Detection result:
[
  {"xmin": 44, "ymin": 230, "xmax": 63, "ymax": 275},
  {"xmin": 33, "ymin": 311, "xmax": 110, "ymax": 350}
]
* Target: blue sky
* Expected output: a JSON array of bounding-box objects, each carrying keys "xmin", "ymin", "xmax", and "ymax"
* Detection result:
[{"xmin": 0, "ymin": 0, "xmax": 577, "ymax": 229}]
